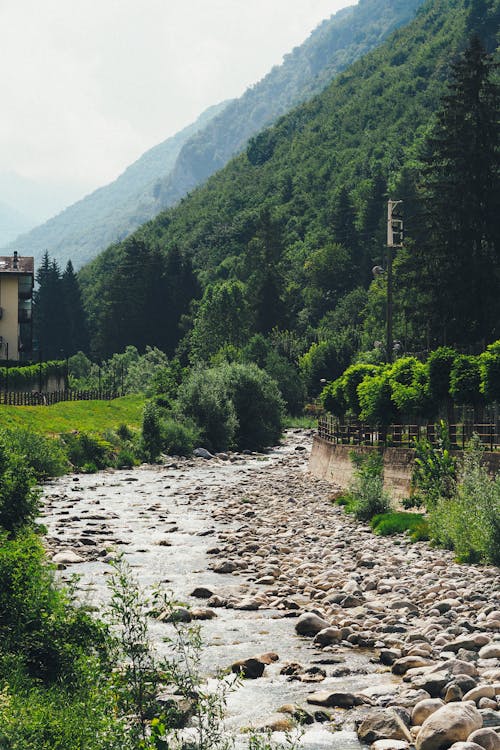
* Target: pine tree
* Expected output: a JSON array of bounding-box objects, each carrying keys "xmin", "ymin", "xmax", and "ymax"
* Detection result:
[
  {"xmin": 416, "ymin": 36, "xmax": 500, "ymax": 347},
  {"xmin": 33, "ymin": 252, "xmax": 68, "ymax": 359},
  {"xmin": 62, "ymin": 260, "xmax": 90, "ymax": 355}
]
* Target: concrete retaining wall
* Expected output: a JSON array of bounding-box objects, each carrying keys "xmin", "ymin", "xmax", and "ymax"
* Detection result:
[{"xmin": 309, "ymin": 436, "xmax": 500, "ymax": 499}]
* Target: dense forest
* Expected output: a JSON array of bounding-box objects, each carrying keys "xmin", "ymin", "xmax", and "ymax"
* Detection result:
[
  {"xmin": 71, "ymin": 0, "xmax": 498, "ymax": 380},
  {"xmin": 6, "ymin": 0, "xmax": 424, "ymax": 271}
]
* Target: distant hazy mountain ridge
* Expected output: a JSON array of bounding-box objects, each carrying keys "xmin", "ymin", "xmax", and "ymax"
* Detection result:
[{"xmin": 6, "ymin": 0, "xmax": 424, "ymax": 269}]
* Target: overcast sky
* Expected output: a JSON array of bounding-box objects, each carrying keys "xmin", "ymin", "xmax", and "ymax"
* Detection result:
[{"xmin": 0, "ymin": 0, "xmax": 352, "ymax": 211}]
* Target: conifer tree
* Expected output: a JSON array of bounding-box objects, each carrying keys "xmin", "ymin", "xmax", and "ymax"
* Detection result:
[{"xmin": 62, "ymin": 260, "xmax": 90, "ymax": 355}]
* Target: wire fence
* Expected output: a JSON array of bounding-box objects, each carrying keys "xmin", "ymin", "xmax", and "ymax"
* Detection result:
[
  {"xmin": 0, "ymin": 389, "xmax": 119, "ymax": 406},
  {"xmin": 318, "ymin": 414, "xmax": 500, "ymax": 452}
]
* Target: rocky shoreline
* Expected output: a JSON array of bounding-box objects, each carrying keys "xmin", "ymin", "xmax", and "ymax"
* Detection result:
[{"xmin": 42, "ymin": 429, "xmax": 500, "ymax": 749}]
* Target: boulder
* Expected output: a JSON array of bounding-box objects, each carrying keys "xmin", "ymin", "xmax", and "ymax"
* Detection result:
[
  {"xmin": 467, "ymin": 728, "xmax": 500, "ymax": 750},
  {"xmin": 295, "ymin": 612, "xmax": 330, "ymax": 637},
  {"xmin": 412, "ymin": 699, "xmax": 445, "ymax": 726},
  {"xmin": 231, "ymin": 658, "xmax": 265, "ymax": 679},
  {"xmin": 446, "ymin": 636, "xmax": 490, "ymax": 653},
  {"xmin": 193, "ymin": 447, "xmax": 213, "ymax": 459},
  {"xmin": 52, "ymin": 550, "xmax": 85, "ymax": 564},
  {"xmin": 357, "ymin": 709, "xmax": 413, "ymax": 744},
  {"xmin": 478, "ymin": 645, "xmax": 500, "ymax": 660},
  {"xmin": 190, "ymin": 586, "xmax": 214, "ymax": 599},
  {"xmin": 313, "ymin": 627, "xmax": 343, "ymax": 646},
  {"xmin": 307, "ymin": 691, "xmax": 368, "ymax": 708},
  {"xmin": 372, "ymin": 741, "xmax": 410, "ymax": 750},
  {"xmin": 393, "ymin": 657, "xmax": 435, "ymax": 675},
  {"xmin": 415, "ymin": 702, "xmax": 483, "ymax": 750}
]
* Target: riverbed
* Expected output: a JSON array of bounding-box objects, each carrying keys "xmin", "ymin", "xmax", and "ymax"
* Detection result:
[{"xmin": 41, "ymin": 430, "xmax": 500, "ymax": 748}]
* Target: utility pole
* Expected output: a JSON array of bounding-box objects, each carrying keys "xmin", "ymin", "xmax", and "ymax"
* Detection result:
[{"xmin": 386, "ymin": 200, "xmax": 403, "ymax": 364}]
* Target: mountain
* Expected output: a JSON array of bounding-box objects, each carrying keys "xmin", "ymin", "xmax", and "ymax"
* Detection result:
[
  {"xmin": 0, "ymin": 201, "xmax": 37, "ymax": 248},
  {"xmin": 78, "ymin": 0, "xmax": 499, "ymax": 359},
  {"xmin": 6, "ymin": 0, "xmax": 425, "ymax": 270},
  {"xmin": 2, "ymin": 103, "xmax": 227, "ymax": 270}
]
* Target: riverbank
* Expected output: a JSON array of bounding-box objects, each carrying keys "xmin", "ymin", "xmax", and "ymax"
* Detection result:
[{"xmin": 41, "ymin": 429, "xmax": 500, "ymax": 749}]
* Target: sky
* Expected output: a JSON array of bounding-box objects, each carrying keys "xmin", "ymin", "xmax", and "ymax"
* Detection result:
[{"xmin": 0, "ymin": 0, "xmax": 352, "ymax": 219}]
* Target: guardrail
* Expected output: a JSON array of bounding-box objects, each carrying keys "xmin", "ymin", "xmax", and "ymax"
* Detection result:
[
  {"xmin": 318, "ymin": 415, "xmax": 500, "ymax": 451},
  {"xmin": 0, "ymin": 390, "xmax": 119, "ymax": 406}
]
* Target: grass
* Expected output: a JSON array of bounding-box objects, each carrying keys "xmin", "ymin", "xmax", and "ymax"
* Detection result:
[
  {"xmin": 0, "ymin": 395, "xmax": 145, "ymax": 436},
  {"xmin": 283, "ymin": 414, "xmax": 317, "ymax": 429},
  {"xmin": 370, "ymin": 511, "xmax": 429, "ymax": 541}
]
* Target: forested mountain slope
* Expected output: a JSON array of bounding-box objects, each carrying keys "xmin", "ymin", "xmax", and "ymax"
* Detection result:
[
  {"xmin": 2, "ymin": 102, "xmax": 227, "ymax": 269},
  {"xmin": 6, "ymin": 0, "xmax": 424, "ymax": 270},
  {"xmin": 79, "ymin": 0, "xmax": 499, "ymax": 360}
]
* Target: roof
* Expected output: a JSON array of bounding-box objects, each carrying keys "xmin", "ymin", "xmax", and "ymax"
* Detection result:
[{"xmin": 0, "ymin": 255, "xmax": 34, "ymax": 275}]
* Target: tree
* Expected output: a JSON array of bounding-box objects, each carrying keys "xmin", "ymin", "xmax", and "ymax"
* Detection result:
[
  {"xmin": 189, "ymin": 280, "xmax": 250, "ymax": 362},
  {"xmin": 414, "ymin": 36, "xmax": 500, "ymax": 347},
  {"xmin": 62, "ymin": 260, "xmax": 90, "ymax": 355},
  {"xmin": 33, "ymin": 252, "xmax": 68, "ymax": 359}
]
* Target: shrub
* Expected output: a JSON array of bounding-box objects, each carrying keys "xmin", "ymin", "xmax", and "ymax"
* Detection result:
[
  {"xmin": 161, "ymin": 418, "xmax": 199, "ymax": 456},
  {"xmin": 426, "ymin": 346, "xmax": 456, "ymax": 406},
  {"xmin": 449, "ymin": 354, "xmax": 482, "ymax": 406},
  {"xmin": 0, "ymin": 441, "xmax": 40, "ymax": 535},
  {"xmin": 176, "ymin": 367, "xmax": 238, "ymax": 451},
  {"xmin": 357, "ymin": 371, "xmax": 396, "ymax": 425},
  {"xmin": 389, "ymin": 357, "xmax": 430, "ymax": 419},
  {"xmin": 343, "ymin": 364, "xmax": 379, "ymax": 417},
  {"xmin": 371, "ymin": 512, "xmax": 429, "ymax": 541},
  {"xmin": 60, "ymin": 432, "xmax": 114, "ymax": 471},
  {"xmin": 480, "ymin": 350, "xmax": 500, "ymax": 403},
  {"xmin": 429, "ymin": 437, "xmax": 500, "ymax": 565},
  {"xmin": 299, "ymin": 332, "xmax": 356, "ymax": 399},
  {"xmin": 177, "ymin": 362, "xmax": 284, "ymax": 452},
  {"xmin": 140, "ymin": 401, "xmax": 164, "ymax": 462},
  {"xmin": 412, "ymin": 421, "xmax": 456, "ymax": 509},
  {"xmin": 347, "ymin": 451, "xmax": 391, "ymax": 521},
  {"xmin": 263, "ymin": 350, "xmax": 305, "ymax": 416},
  {"xmin": 225, "ymin": 363, "xmax": 284, "ymax": 450},
  {"xmin": 2, "ymin": 428, "xmax": 68, "ymax": 481},
  {"xmin": 320, "ymin": 377, "xmax": 346, "ymax": 417}
]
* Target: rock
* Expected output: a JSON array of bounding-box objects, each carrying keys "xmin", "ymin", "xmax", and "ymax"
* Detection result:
[
  {"xmin": 467, "ymin": 728, "xmax": 500, "ymax": 750},
  {"xmin": 479, "ymin": 645, "xmax": 500, "ymax": 660},
  {"xmin": 372, "ymin": 741, "xmax": 410, "ymax": 750},
  {"xmin": 295, "ymin": 612, "xmax": 330, "ymax": 636},
  {"xmin": 158, "ymin": 606, "xmax": 192, "ymax": 623},
  {"xmin": 231, "ymin": 658, "xmax": 265, "ymax": 679},
  {"xmin": 446, "ymin": 636, "xmax": 490, "ymax": 653},
  {"xmin": 206, "ymin": 595, "xmax": 226, "ymax": 608},
  {"xmin": 277, "ymin": 704, "xmax": 314, "ymax": 725},
  {"xmin": 250, "ymin": 714, "xmax": 294, "ymax": 732},
  {"xmin": 381, "ymin": 649, "xmax": 402, "ymax": 666},
  {"xmin": 415, "ymin": 702, "xmax": 483, "ymax": 750},
  {"xmin": 190, "ymin": 586, "xmax": 214, "ymax": 599},
  {"xmin": 313, "ymin": 627, "xmax": 343, "ymax": 646},
  {"xmin": 193, "ymin": 447, "xmax": 213, "ymax": 459},
  {"xmin": 212, "ymin": 560, "xmax": 240, "ymax": 574},
  {"xmin": 258, "ymin": 652, "xmax": 279, "ymax": 665},
  {"xmin": 411, "ymin": 671, "xmax": 453, "ymax": 698},
  {"xmin": 444, "ymin": 684, "xmax": 464, "ymax": 703},
  {"xmin": 307, "ymin": 691, "xmax": 368, "ymax": 708},
  {"xmin": 234, "ymin": 597, "xmax": 260, "ymax": 611},
  {"xmin": 299, "ymin": 666, "xmax": 326, "ymax": 683},
  {"xmin": 393, "ymin": 657, "xmax": 435, "ymax": 675},
  {"xmin": 447, "ymin": 744, "xmax": 489, "ymax": 750},
  {"xmin": 357, "ymin": 709, "xmax": 413, "ymax": 744},
  {"xmin": 52, "ymin": 550, "xmax": 85, "ymax": 564},
  {"xmin": 190, "ymin": 608, "xmax": 217, "ymax": 620},
  {"xmin": 463, "ymin": 686, "xmax": 498, "ymax": 704},
  {"xmin": 412, "ymin": 699, "xmax": 446, "ymax": 726}
]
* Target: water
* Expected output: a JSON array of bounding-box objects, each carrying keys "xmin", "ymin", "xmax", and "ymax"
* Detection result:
[{"xmin": 42, "ymin": 442, "xmax": 395, "ymax": 748}]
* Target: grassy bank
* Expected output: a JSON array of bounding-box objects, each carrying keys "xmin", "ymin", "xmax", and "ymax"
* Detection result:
[{"xmin": 0, "ymin": 395, "xmax": 145, "ymax": 436}]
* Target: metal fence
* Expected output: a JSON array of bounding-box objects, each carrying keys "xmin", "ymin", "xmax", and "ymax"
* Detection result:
[
  {"xmin": 318, "ymin": 414, "xmax": 500, "ymax": 451},
  {"xmin": 0, "ymin": 389, "xmax": 119, "ymax": 406}
]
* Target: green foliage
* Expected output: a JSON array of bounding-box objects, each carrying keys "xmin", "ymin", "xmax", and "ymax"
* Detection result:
[
  {"xmin": 480, "ymin": 343, "xmax": 500, "ymax": 402},
  {"xmin": 449, "ymin": 354, "xmax": 483, "ymax": 405},
  {"xmin": 141, "ymin": 402, "xmax": 164, "ymax": 462},
  {"xmin": 190, "ymin": 280, "xmax": 250, "ymax": 363},
  {"xmin": 371, "ymin": 511, "xmax": 429, "ymax": 541},
  {"xmin": 357, "ymin": 370, "xmax": 395, "ymax": 425},
  {"xmin": 1, "ymin": 427, "xmax": 68, "ymax": 481},
  {"xmin": 299, "ymin": 333, "xmax": 356, "ymax": 399},
  {"xmin": 388, "ymin": 357, "xmax": 430, "ymax": 418},
  {"xmin": 177, "ymin": 363, "xmax": 284, "ymax": 451},
  {"xmin": 60, "ymin": 432, "xmax": 115, "ymax": 472},
  {"xmin": 161, "ymin": 418, "xmax": 199, "ymax": 457},
  {"xmin": 0, "ymin": 360, "xmax": 66, "ymax": 390},
  {"xmin": 347, "ymin": 451, "xmax": 392, "ymax": 520},
  {"xmin": 412, "ymin": 420, "xmax": 456, "ymax": 508},
  {"xmin": 0, "ymin": 441, "xmax": 40, "ymax": 535},
  {"xmin": 429, "ymin": 437, "xmax": 500, "ymax": 564},
  {"xmin": 426, "ymin": 347, "xmax": 456, "ymax": 405},
  {"xmin": 320, "ymin": 377, "xmax": 347, "ymax": 417}
]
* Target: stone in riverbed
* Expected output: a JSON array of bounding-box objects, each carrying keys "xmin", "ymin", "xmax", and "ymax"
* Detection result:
[
  {"xmin": 467, "ymin": 728, "xmax": 500, "ymax": 750},
  {"xmin": 231, "ymin": 658, "xmax": 265, "ymax": 679},
  {"xmin": 295, "ymin": 612, "xmax": 330, "ymax": 636},
  {"xmin": 52, "ymin": 550, "xmax": 85, "ymax": 564},
  {"xmin": 307, "ymin": 691, "xmax": 371, "ymax": 708},
  {"xmin": 415, "ymin": 702, "xmax": 483, "ymax": 750},
  {"xmin": 190, "ymin": 586, "xmax": 214, "ymax": 599},
  {"xmin": 357, "ymin": 709, "xmax": 413, "ymax": 744},
  {"xmin": 372, "ymin": 741, "xmax": 410, "ymax": 750},
  {"xmin": 393, "ymin": 656, "xmax": 435, "ymax": 675},
  {"xmin": 412, "ymin": 699, "xmax": 445, "ymax": 726},
  {"xmin": 193, "ymin": 447, "xmax": 213, "ymax": 459},
  {"xmin": 313, "ymin": 627, "xmax": 343, "ymax": 646},
  {"xmin": 446, "ymin": 635, "xmax": 490, "ymax": 653}
]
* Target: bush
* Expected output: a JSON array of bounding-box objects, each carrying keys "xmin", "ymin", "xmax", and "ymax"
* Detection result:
[
  {"xmin": 426, "ymin": 346, "xmax": 456, "ymax": 406},
  {"xmin": 347, "ymin": 451, "xmax": 391, "ymax": 521},
  {"xmin": 480, "ymin": 349, "xmax": 500, "ymax": 403},
  {"xmin": 299, "ymin": 332, "xmax": 355, "ymax": 399},
  {"xmin": 371, "ymin": 511, "xmax": 429, "ymax": 541},
  {"xmin": 357, "ymin": 371, "xmax": 396, "ymax": 425},
  {"xmin": 161, "ymin": 418, "xmax": 199, "ymax": 456},
  {"xmin": 320, "ymin": 377, "xmax": 346, "ymax": 417},
  {"xmin": 389, "ymin": 357, "xmax": 430, "ymax": 419},
  {"xmin": 176, "ymin": 367, "xmax": 238, "ymax": 452},
  {"xmin": 60, "ymin": 432, "xmax": 114, "ymax": 471},
  {"xmin": 0, "ymin": 441, "xmax": 40, "ymax": 535},
  {"xmin": 140, "ymin": 401, "xmax": 163, "ymax": 462},
  {"xmin": 225, "ymin": 363, "xmax": 284, "ymax": 450},
  {"xmin": 2, "ymin": 428, "xmax": 68, "ymax": 481},
  {"xmin": 449, "ymin": 354, "xmax": 482, "ymax": 406},
  {"xmin": 412, "ymin": 421, "xmax": 456, "ymax": 509},
  {"xmin": 429, "ymin": 437, "xmax": 500, "ymax": 565}
]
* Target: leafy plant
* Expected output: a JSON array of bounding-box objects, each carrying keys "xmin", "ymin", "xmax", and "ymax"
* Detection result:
[
  {"xmin": 412, "ymin": 420, "xmax": 456, "ymax": 509},
  {"xmin": 347, "ymin": 451, "xmax": 392, "ymax": 520}
]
